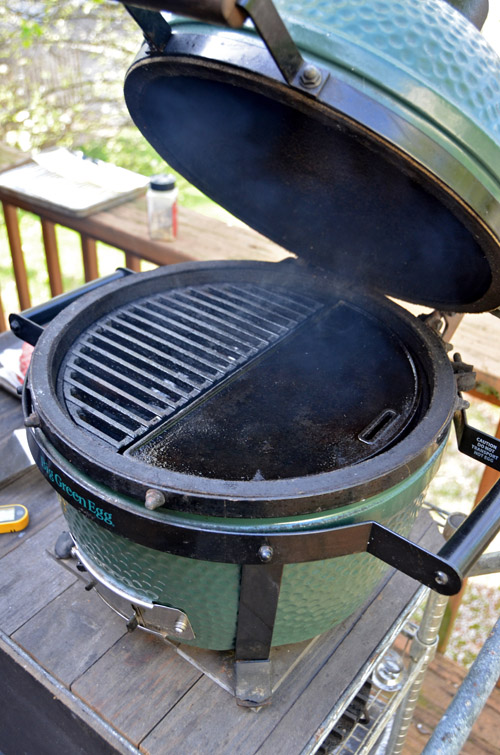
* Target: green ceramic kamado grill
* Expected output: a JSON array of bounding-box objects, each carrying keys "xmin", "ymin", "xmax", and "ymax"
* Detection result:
[{"xmin": 11, "ymin": 0, "xmax": 500, "ymax": 706}]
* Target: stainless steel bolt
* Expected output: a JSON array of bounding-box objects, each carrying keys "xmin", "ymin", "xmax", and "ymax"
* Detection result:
[
  {"xmin": 24, "ymin": 411, "xmax": 41, "ymax": 428},
  {"xmin": 443, "ymin": 512, "xmax": 467, "ymax": 541},
  {"xmin": 300, "ymin": 64, "xmax": 322, "ymax": 88},
  {"xmin": 258, "ymin": 545, "xmax": 273, "ymax": 562},
  {"xmin": 145, "ymin": 488, "xmax": 165, "ymax": 510},
  {"xmin": 434, "ymin": 570, "xmax": 449, "ymax": 586},
  {"xmin": 174, "ymin": 616, "xmax": 188, "ymax": 634},
  {"xmin": 373, "ymin": 651, "xmax": 404, "ymax": 691}
]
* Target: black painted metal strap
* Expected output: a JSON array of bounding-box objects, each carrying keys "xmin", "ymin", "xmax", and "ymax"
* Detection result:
[
  {"xmin": 123, "ymin": 4, "xmax": 172, "ymax": 51},
  {"xmin": 29, "ymin": 423, "xmax": 500, "ymax": 596},
  {"xmin": 235, "ymin": 563, "xmax": 283, "ymax": 661},
  {"xmin": 29, "ymin": 428, "xmax": 465, "ymax": 594}
]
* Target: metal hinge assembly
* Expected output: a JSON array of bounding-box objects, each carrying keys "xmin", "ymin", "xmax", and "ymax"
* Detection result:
[{"xmin": 121, "ymin": 0, "xmax": 329, "ymax": 93}]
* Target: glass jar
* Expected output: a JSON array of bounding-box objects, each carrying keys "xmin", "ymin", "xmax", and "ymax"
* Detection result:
[{"xmin": 147, "ymin": 174, "xmax": 178, "ymax": 241}]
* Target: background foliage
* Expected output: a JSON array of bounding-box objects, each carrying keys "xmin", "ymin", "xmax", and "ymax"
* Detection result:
[
  {"xmin": 1, "ymin": 0, "xmax": 207, "ymax": 188},
  {"xmin": 0, "ymin": 0, "xmax": 229, "ymax": 313},
  {"xmin": 2, "ymin": 2, "xmax": 137, "ymax": 158}
]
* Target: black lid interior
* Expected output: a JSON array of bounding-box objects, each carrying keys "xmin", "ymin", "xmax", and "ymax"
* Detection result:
[{"xmin": 125, "ymin": 59, "xmax": 499, "ymax": 312}]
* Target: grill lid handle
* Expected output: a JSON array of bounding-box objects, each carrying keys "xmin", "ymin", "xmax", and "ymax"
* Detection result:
[{"xmin": 123, "ymin": 0, "xmax": 247, "ymax": 28}]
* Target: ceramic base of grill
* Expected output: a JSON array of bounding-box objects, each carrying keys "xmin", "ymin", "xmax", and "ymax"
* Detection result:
[{"xmin": 58, "ymin": 442, "xmax": 444, "ymax": 650}]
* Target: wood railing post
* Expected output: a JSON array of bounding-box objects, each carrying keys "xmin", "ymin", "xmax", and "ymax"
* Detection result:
[
  {"xmin": 40, "ymin": 218, "xmax": 63, "ymax": 297},
  {"xmin": 80, "ymin": 233, "xmax": 99, "ymax": 281},
  {"xmin": 0, "ymin": 287, "xmax": 6, "ymax": 332},
  {"xmin": 2, "ymin": 201, "xmax": 31, "ymax": 311},
  {"xmin": 125, "ymin": 252, "xmax": 141, "ymax": 272}
]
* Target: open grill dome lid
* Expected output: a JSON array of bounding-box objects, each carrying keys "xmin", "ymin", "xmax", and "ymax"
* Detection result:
[{"xmin": 123, "ymin": 0, "xmax": 500, "ymax": 313}]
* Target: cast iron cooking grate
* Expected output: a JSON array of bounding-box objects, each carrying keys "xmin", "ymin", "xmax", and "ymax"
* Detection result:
[{"xmin": 60, "ymin": 282, "xmax": 322, "ymax": 449}]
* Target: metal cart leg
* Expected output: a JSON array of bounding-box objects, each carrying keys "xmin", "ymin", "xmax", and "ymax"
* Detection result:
[
  {"xmin": 385, "ymin": 589, "xmax": 449, "ymax": 754},
  {"xmin": 421, "ymin": 614, "xmax": 500, "ymax": 753}
]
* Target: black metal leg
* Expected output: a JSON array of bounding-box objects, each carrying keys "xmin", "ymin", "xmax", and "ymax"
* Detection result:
[{"xmin": 234, "ymin": 563, "xmax": 283, "ymax": 707}]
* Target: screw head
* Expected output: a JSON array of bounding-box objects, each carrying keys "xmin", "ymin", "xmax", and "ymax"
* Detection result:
[
  {"xmin": 434, "ymin": 570, "xmax": 449, "ymax": 586},
  {"xmin": 10, "ymin": 320, "xmax": 20, "ymax": 332},
  {"xmin": 300, "ymin": 64, "xmax": 322, "ymax": 88},
  {"xmin": 258, "ymin": 545, "xmax": 273, "ymax": 562},
  {"xmin": 174, "ymin": 616, "xmax": 188, "ymax": 634},
  {"xmin": 145, "ymin": 489, "xmax": 165, "ymax": 510}
]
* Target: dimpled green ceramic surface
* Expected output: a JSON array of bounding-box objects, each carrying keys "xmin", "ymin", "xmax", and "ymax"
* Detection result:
[
  {"xmin": 62, "ymin": 443, "xmax": 444, "ymax": 649},
  {"xmin": 279, "ymin": 0, "xmax": 500, "ymax": 143}
]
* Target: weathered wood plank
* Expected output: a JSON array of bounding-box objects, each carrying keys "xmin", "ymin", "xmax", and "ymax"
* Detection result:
[
  {"xmin": 139, "ymin": 598, "xmax": 383, "ymax": 755},
  {"xmin": 125, "ymin": 252, "xmax": 142, "ymax": 272},
  {"xmin": 453, "ymin": 312, "xmax": 500, "ymax": 401},
  {"xmin": 0, "ymin": 516, "xmax": 77, "ymax": 635},
  {"xmin": 0, "ymin": 427, "xmax": 35, "ymax": 488},
  {"xmin": 94, "ymin": 197, "xmax": 289, "ymax": 266},
  {"xmin": 140, "ymin": 674, "xmax": 262, "ymax": 755},
  {"xmin": 0, "ymin": 632, "xmax": 138, "ymax": 755},
  {"xmin": 12, "ymin": 580, "xmax": 127, "ymax": 686},
  {"xmin": 72, "ymin": 632, "xmax": 202, "ymax": 746},
  {"xmin": 255, "ymin": 523, "xmax": 443, "ymax": 755},
  {"xmin": 404, "ymin": 653, "xmax": 500, "ymax": 754},
  {"xmin": 0, "ymin": 467, "xmax": 59, "ymax": 559},
  {"xmin": 0, "ymin": 287, "xmax": 6, "ymax": 332},
  {"xmin": 0, "ymin": 386, "xmax": 25, "ymax": 448},
  {"xmin": 81, "ymin": 233, "xmax": 99, "ymax": 281},
  {"xmin": 0, "ymin": 188, "xmax": 288, "ymax": 270}
]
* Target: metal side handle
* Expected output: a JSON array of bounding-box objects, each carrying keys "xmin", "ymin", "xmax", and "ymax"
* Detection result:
[
  {"xmin": 9, "ymin": 268, "xmax": 134, "ymax": 346},
  {"xmin": 438, "ymin": 478, "xmax": 500, "ymax": 580}
]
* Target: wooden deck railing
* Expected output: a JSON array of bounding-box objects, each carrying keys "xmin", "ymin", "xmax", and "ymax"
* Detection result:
[
  {"xmin": 0, "ymin": 182, "xmax": 287, "ymax": 332},
  {"xmin": 0, "ymin": 198, "xmax": 145, "ymax": 332}
]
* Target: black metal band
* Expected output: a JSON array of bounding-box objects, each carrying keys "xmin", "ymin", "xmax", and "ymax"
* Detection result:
[
  {"xmin": 29, "ymin": 428, "xmax": 464, "ymax": 594},
  {"xmin": 235, "ymin": 563, "xmax": 284, "ymax": 660}
]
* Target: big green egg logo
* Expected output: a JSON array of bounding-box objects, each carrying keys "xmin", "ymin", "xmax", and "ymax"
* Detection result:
[{"xmin": 40, "ymin": 455, "xmax": 115, "ymax": 527}]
